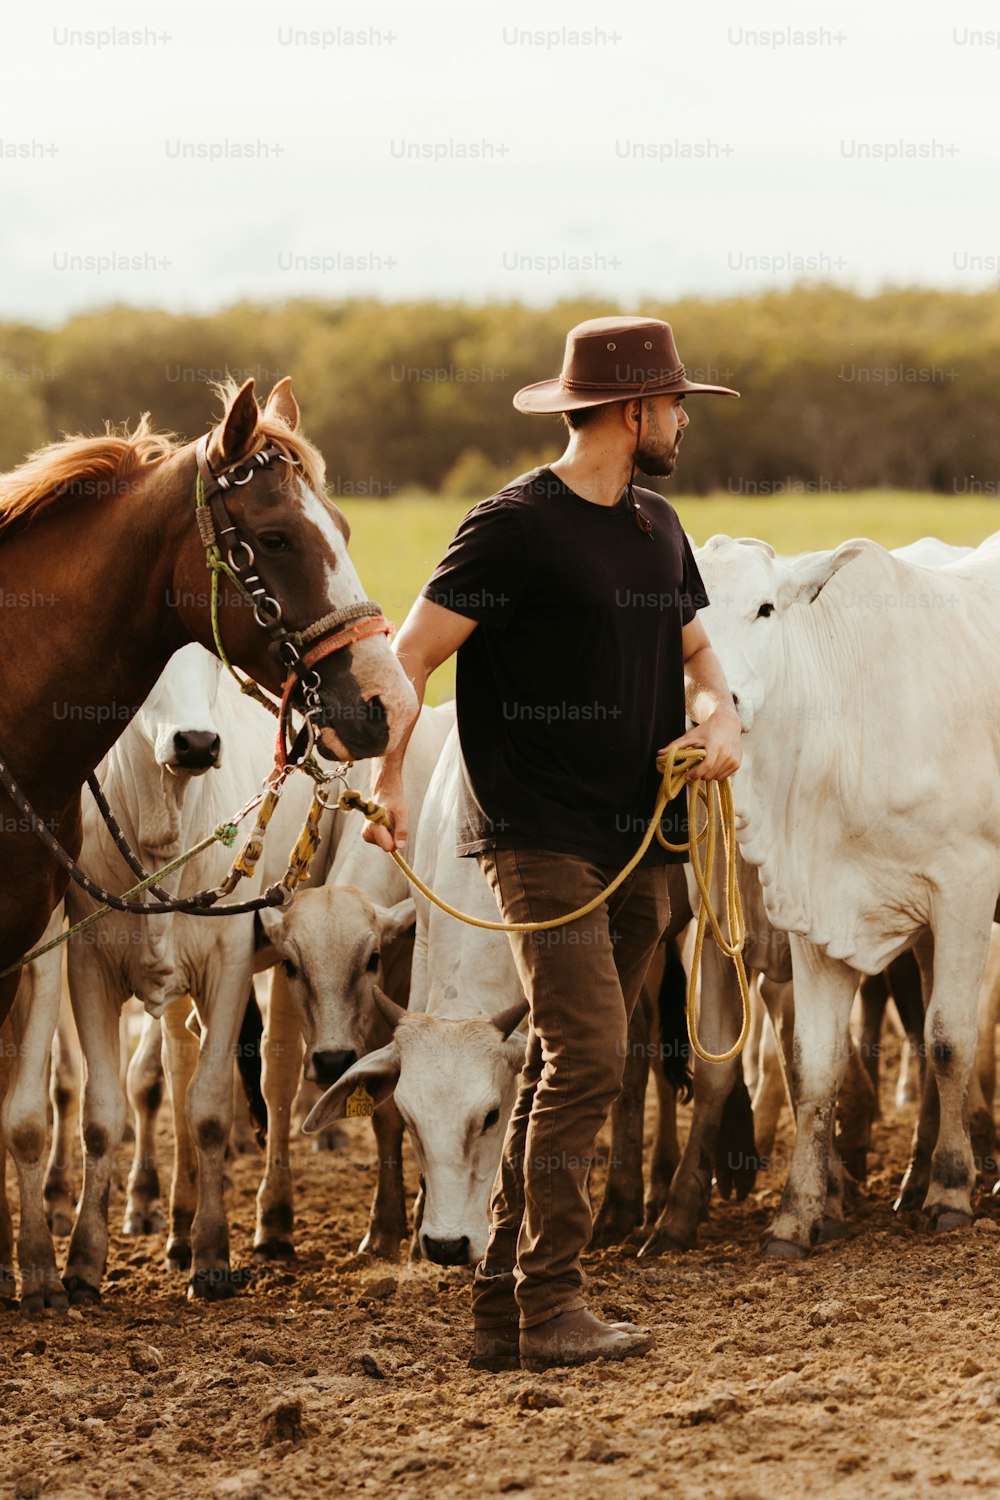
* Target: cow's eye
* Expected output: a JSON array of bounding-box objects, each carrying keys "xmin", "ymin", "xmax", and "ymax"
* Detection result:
[
  {"xmin": 366, "ymin": 950, "xmax": 381, "ymax": 973},
  {"xmin": 259, "ymin": 531, "xmax": 291, "ymax": 553},
  {"xmin": 282, "ymin": 959, "xmax": 298, "ymax": 979},
  {"xmin": 756, "ymin": 601, "xmax": 775, "ymax": 619},
  {"xmin": 482, "ymin": 1108, "xmax": 500, "ymax": 1133}
]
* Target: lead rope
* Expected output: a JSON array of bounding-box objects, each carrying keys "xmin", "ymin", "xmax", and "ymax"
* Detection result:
[{"xmin": 337, "ymin": 745, "xmax": 751, "ymax": 1065}]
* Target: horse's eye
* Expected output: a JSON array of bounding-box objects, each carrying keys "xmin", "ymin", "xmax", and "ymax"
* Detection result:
[
  {"xmin": 366, "ymin": 950, "xmax": 381, "ymax": 974},
  {"xmin": 756, "ymin": 602, "xmax": 775, "ymax": 619},
  {"xmin": 259, "ymin": 531, "xmax": 291, "ymax": 553},
  {"xmin": 482, "ymin": 1108, "xmax": 500, "ymax": 1133}
]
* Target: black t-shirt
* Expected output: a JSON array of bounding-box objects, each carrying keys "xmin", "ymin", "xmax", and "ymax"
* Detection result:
[{"xmin": 420, "ymin": 466, "xmax": 709, "ymax": 865}]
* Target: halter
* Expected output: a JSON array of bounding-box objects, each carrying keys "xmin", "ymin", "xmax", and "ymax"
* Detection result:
[{"xmin": 194, "ymin": 434, "xmax": 391, "ymax": 766}]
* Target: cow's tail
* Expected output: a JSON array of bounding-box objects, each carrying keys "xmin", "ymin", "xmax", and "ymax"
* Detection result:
[
  {"xmin": 236, "ymin": 983, "xmax": 268, "ymax": 1149},
  {"xmin": 658, "ymin": 935, "xmax": 693, "ymax": 1101}
]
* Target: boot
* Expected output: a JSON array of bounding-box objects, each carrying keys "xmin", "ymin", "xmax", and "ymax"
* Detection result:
[{"xmin": 520, "ymin": 1307, "xmax": 652, "ymax": 1372}]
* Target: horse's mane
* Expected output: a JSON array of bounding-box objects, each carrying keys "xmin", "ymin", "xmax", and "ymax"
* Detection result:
[{"xmin": 0, "ymin": 381, "xmax": 327, "ymax": 536}]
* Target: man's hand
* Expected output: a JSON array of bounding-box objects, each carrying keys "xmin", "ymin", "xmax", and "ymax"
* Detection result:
[
  {"xmin": 363, "ymin": 773, "xmax": 409, "ymax": 852},
  {"xmin": 661, "ymin": 706, "xmax": 743, "ymax": 783}
]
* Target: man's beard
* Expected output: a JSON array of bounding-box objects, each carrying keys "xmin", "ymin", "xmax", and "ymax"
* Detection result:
[{"xmin": 636, "ymin": 434, "xmax": 682, "ymax": 478}]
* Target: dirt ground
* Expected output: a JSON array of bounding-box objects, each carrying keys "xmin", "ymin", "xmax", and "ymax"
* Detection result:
[{"xmin": 2, "ymin": 1049, "xmax": 999, "ymax": 1500}]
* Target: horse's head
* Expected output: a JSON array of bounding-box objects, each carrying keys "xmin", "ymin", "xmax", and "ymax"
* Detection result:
[{"xmin": 180, "ymin": 378, "xmax": 415, "ymax": 763}]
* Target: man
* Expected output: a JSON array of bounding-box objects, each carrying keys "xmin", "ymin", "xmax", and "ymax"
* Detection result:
[{"xmin": 364, "ymin": 315, "xmax": 742, "ymax": 1370}]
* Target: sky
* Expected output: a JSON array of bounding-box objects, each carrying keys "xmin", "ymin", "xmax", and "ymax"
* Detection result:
[{"xmin": 2, "ymin": 0, "xmax": 998, "ymax": 322}]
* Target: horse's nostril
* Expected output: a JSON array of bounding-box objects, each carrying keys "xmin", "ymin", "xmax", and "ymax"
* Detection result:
[{"xmin": 365, "ymin": 696, "xmax": 386, "ymax": 726}]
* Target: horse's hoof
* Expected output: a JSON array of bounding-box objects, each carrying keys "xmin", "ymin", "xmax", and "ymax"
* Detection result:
[
  {"xmin": 187, "ymin": 1268, "xmax": 244, "ymax": 1301},
  {"xmin": 817, "ymin": 1216, "xmax": 850, "ymax": 1244},
  {"xmin": 166, "ymin": 1241, "xmax": 192, "ymax": 1272},
  {"xmin": 920, "ymin": 1206, "xmax": 974, "ymax": 1234},
  {"xmin": 62, "ymin": 1275, "xmax": 100, "ymax": 1308},
  {"xmin": 252, "ymin": 1239, "xmax": 295, "ymax": 1265},
  {"xmin": 760, "ymin": 1236, "xmax": 808, "ymax": 1262}
]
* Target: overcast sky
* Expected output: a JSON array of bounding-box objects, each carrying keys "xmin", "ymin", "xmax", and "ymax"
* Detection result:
[{"xmin": 2, "ymin": 0, "xmax": 998, "ymax": 322}]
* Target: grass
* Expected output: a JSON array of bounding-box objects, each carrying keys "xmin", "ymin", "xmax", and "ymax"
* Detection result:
[{"xmin": 341, "ymin": 490, "xmax": 1000, "ymax": 703}]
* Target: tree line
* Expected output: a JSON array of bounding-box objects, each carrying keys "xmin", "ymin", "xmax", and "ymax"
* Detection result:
[{"xmin": 1, "ymin": 284, "xmax": 998, "ymax": 497}]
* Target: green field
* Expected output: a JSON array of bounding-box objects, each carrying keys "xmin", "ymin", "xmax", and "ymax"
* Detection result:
[{"xmin": 341, "ymin": 490, "xmax": 1000, "ymax": 703}]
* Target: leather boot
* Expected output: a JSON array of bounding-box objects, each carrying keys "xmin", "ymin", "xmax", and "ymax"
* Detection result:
[
  {"xmin": 520, "ymin": 1307, "xmax": 652, "ymax": 1371},
  {"xmin": 469, "ymin": 1323, "xmax": 521, "ymax": 1372}
]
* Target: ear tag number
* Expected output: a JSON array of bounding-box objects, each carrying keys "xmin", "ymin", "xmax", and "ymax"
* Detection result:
[{"xmin": 346, "ymin": 1084, "xmax": 374, "ymax": 1118}]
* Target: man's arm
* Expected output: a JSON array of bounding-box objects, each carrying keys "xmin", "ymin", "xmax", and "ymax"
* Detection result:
[
  {"xmin": 660, "ymin": 615, "xmax": 743, "ymax": 782},
  {"xmin": 362, "ymin": 596, "xmax": 477, "ymax": 850}
]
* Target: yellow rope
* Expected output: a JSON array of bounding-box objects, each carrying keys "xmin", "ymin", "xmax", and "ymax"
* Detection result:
[{"xmin": 338, "ymin": 745, "xmax": 751, "ymax": 1065}]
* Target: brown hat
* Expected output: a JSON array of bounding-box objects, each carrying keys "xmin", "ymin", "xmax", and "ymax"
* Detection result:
[{"xmin": 513, "ymin": 315, "xmax": 739, "ymax": 414}]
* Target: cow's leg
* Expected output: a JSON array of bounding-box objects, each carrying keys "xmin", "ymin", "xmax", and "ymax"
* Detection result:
[
  {"xmin": 639, "ymin": 941, "xmax": 745, "ymax": 1255},
  {"xmin": 895, "ymin": 937, "xmax": 938, "ymax": 1211},
  {"xmin": 162, "ymin": 998, "xmax": 199, "ymax": 1272},
  {"xmin": 590, "ymin": 983, "xmax": 651, "ymax": 1247},
  {"xmin": 62, "ymin": 982, "xmax": 127, "ymax": 1307},
  {"xmin": 44, "ymin": 983, "xmax": 80, "ymax": 1238},
  {"xmin": 917, "ymin": 912, "xmax": 992, "ymax": 1231},
  {"xmin": 857, "ymin": 972, "xmax": 888, "ymax": 1117},
  {"xmin": 836, "ymin": 1036, "xmax": 877, "ymax": 1184},
  {"xmin": 186, "ymin": 975, "xmax": 249, "ymax": 1299},
  {"xmin": 360, "ymin": 1099, "xmax": 408, "ymax": 1258},
  {"xmin": 889, "ymin": 950, "xmax": 926, "ymax": 1109},
  {"xmin": 762, "ymin": 938, "xmax": 857, "ymax": 1259},
  {"xmin": 5, "ymin": 953, "xmax": 69, "ymax": 1316},
  {"xmin": 254, "ymin": 970, "xmax": 303, "ymax": 1263},
  {"xmin": 123, "ymin": 1014, "xmax": 165, "ymax": 1236},
  {"xmin": 752, "ymin": 985, "xmax": 790, "ymax": 1167},
  {"xmin": 646, "ymin": 1059, "xmax": 680, "ymax": 1231},
  {"xmin": 0, "ymin": 1036, "xmax": 16, "ymax": 1306}
]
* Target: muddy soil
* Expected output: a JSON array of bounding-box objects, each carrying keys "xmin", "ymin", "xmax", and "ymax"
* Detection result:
[{"xmin": 2, "ymin": 1056, "xmax": 999, "ymax": 1500}]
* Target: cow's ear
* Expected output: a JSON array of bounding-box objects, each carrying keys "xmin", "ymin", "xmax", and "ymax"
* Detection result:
[
  {"xmin": 376, "ymin": 899, "xmax": 416, "ymax": 945},
  {"xmin": 778, "ymin": 539, "xmax": 868, "ymax": 609},
  {"xmin": 301, "ymin": 1044, "xmax": 401, "ymax": 1134}
]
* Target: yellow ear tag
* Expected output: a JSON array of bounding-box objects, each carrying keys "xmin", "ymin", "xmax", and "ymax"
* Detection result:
[{"xmin": 346, "ymin": 1083, "xmax": 374, "ymax": 1119}]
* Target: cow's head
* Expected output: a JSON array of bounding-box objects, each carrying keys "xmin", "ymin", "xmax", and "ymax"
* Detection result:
[
  {"xmin": 694, "ymin": 535, "xmax": 868, "ymax": 730},
  {"xmin": 303, "ymin": 988, "xmax": 529, "ymax": 1266},
  {"xmin": 258, "ymin": 887, "xmax": 416, "ymax": 1086},
  {"xmin": 135, "ymin": 642, "xmax": 224, "ymax": 773}
]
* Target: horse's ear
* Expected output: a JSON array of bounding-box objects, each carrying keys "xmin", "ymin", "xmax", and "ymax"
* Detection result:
[
  {"xmin": 264, "ymin": 377, "xmax": 300, "ymax": 432},
  {"xmin": 207, "ymin": 379, "xmax": 259, "ymax": 469}
]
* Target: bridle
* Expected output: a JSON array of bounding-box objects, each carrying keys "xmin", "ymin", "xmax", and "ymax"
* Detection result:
[{"xmin": 194, "ymin": 434, "xmax": 391, "ymax": 766}]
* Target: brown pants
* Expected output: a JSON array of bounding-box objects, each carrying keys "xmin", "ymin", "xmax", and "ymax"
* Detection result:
[{"xmin": 472, "ymin": 848, "xmax": 671, "ymax": 1330}]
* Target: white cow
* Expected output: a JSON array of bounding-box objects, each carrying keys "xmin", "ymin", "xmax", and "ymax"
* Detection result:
[
  {"xmin": 302, "ymin": 724, "xmax": 528, "ymax": 1266},
  {"xmin": 252, "ymin": 702, "xmax": 454, "ymax": 1261},
  {"xmin": 61, "ymin": 645, "xmax": 319, "ymax": 1303},
  {"xmin": 681, "ymin": 533, "xmax": 1000, "ymax": 1256}
]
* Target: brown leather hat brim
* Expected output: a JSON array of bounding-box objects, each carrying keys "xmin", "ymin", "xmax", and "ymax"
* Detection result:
[{"xmin": 513, "ymin": 377, "xmax": 740, "ymax": 414}]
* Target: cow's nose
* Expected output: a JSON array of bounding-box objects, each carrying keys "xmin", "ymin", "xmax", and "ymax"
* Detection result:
[
  {"xmin": 422, "ymin": 1234, "xmax": 471, "ymax": 1267},
  {"xmin": 172, "ymin": 731, "xmax": 222, "ymax": 770},
  {"xmin": 311, "ymin": 1049, "xmax": 358, "ymax": 1087}
]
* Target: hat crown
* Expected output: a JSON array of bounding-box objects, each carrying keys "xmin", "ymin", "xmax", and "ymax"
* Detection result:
[{"xmin": 561, "ymin": 318, "xmax": 683, "ymax": 393}]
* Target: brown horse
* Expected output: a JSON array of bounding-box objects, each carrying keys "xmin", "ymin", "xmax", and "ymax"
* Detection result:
[{"xmin": 0, "ymin": 377, "xmax": 416, "ymax": 1026}]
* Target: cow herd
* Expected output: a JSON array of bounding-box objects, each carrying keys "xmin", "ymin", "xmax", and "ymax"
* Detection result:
[{"xmin": 1, "ymin": 528, "xmax": 999, "ymax": 1323}]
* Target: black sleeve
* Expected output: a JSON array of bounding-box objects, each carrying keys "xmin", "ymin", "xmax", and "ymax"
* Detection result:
[
  {"xmin": 420, "ymin": 499, "xmax": 533, "ymax": 631},
  {"xmin": 679, "ymin": 530, "xmax": 709, "ymax": 625}
]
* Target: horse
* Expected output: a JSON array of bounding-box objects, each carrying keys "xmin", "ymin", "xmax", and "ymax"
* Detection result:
[{"xmin": 0, "ymin": 376, "xmax": 416, "ymax": 1028}]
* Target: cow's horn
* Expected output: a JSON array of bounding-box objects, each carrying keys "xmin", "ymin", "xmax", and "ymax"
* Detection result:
[
  {"xmin": 490, "ymin": 999, "xmax": 530, "ymax": 1038},
  {"xmin": 373, "ymin": 985, "xmax": 408, "ymax": 1032}
]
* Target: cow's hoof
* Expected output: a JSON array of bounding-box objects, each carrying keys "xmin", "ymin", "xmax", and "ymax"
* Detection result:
[
  {"xmin": 760, "ymin": 1237, "xmax": 808, "ymax": 1262},
  {"xmin": 252, "ymin": 1239, "xmax": 295, "ymax": 1265},
  {"xmin": 0, "ymin": 1274, "xmax": 18, "ymax": 1311},
  {"xmin": 124, "ymin": 1207, "xmax": 165, "ymax": 1237},
  {"xmin": 817, "ymin": 1216, "xmax": 850, "ymax": 1244},
  {"xmin": 62, "ymin": 1275, "xmax": 100, "ymax": 1308},
  {"xmin": 187, "ymin": 1268, "xmax": 243, "ymax": 1301},
  {"xmin": 589, "ymin": 1208, "xmax": 641, "ymax": 1250},
  {"xmin": 166, "ymin": 1241, "xmax": 192, "ymax": 1272},
  {"xmin": 359, "ymin": 1230, "xmax": 404, "ymax": 1261},
  {"xmin": 22, "ymin": 1284, "xmax": 71, "ymax": 1318},
  {"xmin": 636, "ymin": 1226, "xmax": 695, "ymax": 1258},
  {"xmin": 920, "ymin": 1206, "xmax": 974, "ymax": 1234}
]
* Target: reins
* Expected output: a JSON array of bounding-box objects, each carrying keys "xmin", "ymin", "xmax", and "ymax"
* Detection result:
[{"xmin": 334, "ymin": 744, "xmax": 751, "ymax": 1066}]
